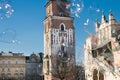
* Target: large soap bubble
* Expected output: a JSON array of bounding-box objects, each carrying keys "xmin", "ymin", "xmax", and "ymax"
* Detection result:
[
  {"xmin": 57, "ymin": 0, "xmax": 84, "ymax": 18},
  {"xmin": 0, "ymin": 29, "xmax": 20, "ymax": 44},
  {"xmin": 0, "ymin": 0, "xmax": 14, "ymax": 20}
]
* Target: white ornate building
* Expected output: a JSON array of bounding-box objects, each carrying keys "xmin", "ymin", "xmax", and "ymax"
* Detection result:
[
  {"xmin": 84, "ymin": 11, "xmax": 120, "ymax": 80},
  {"xmin": 43, "ymin": 0, "xmax": 75, "ymax": 80}
]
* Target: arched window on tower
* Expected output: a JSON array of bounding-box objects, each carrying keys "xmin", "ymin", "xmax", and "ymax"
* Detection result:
[
  {"xmin": 61, "ymin": 24, "xmax": 64, "ymax": 31},
  {"xmin": 60, "ymin": 23, "xmax": 66, "ymax": 31}
]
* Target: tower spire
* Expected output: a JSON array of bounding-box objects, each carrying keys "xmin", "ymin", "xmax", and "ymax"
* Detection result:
[
  {"xmin": 109, "ymin": 9, "xmax": 115, "ymax": 24},
  {"xmin": 109, "ymin": 9, "xmax": 113, "ymax": 15},
  {"xmin": 101, "ymin": 10, "xmax": 106, "ymax": 23},
  {"xmin": 95, "ymin": 18, "xmax": 100, "ymax": 32}
]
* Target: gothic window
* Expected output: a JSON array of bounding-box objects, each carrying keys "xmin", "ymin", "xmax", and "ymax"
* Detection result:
[
  {"xmin": 99, "ymin": 71, "xmax": 104, "ymax": 80},
  {"xmin": 92, "ymin": 50, "xmax": 98, "ymax": 58},
  {"xmin": 47, "ymin": 61, "xmax": 49, "ymax": 73},
  {"xmin": 93, "ymin": 69, "xmax": 104, "ymax": 80},
  {"xmin": 117, "ymin": 34, "xmax": 120, "ymax": 44},
  {"xmin": 112, "ymin": 29, "xmax": 116, "ymax": 37},
  {"xmin": 61, "ymin": 24, "xmax": 64, "ymax": 31},
  {"xmin": 60, "ymin": 23, "xmax": 66, "ymax": 31},
  {"xmin": 51, "ymin": 34, "xmax": 53, "ymax": 44},
  {"xmin": 70, "ymin": 35, "xmax": 73, "ymax": 45},
  {"xmin": 93, "ymin": 69, "xmax": 98, "ymax": 80}
]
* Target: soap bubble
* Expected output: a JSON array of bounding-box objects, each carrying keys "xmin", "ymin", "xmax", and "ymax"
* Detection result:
[
  {"xmin": 0, "ymin": 29, "xmax": 20, "ymax": 44},
  {"xmin": 57, "ymin": 0, "xmax": 84, "ymax": 18},
  {"xmin": 0, "ymin": 0, "xmax": 14, "ymax": 20},
  {"xmin": 88, "ymin": 2, "xmax": 101, "ymax": 20}
]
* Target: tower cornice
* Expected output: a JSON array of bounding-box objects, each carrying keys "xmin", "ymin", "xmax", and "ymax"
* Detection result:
[
  {"xmin": 44, "ymin": 16, "xmax": 74, "ymax": 22},
  {"xmin": 51, "ymin": 16, "xmax": 74, "ymax": 20}
]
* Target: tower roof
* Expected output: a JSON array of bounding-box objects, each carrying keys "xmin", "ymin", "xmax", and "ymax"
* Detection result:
[
  {"xmin": 101, "ymin": 11, "xmax": 106, "ymax": 23},
  {"xmin": 109, "ymin": 10, "xmax": 112, "ymax": 15},
  {"xmin": 109, "ymin": 9, "xmax": 115, "ymax": 22},
  {"xmin": 109, "ymin": 9, "xmax": 114, "ymax": 17},
  {"xmin": 102, "ymin": 11, "xmax": 105, "ymax": 18}
]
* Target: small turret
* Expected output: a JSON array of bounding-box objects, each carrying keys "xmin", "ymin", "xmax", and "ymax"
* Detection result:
[
  {"xmin": 95, "ymin": 19, "xmax": 100, "ymax": 32},
  {"xmin": 109, "ymin": 10, "xmax": 115, "ymax": 24},
  {"xmin": 101, "ymin": 11, "xmax": 106, "ymax": 23}
]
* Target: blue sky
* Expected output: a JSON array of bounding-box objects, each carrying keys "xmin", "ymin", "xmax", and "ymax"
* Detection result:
[{"xmin": 0, "ymin": 0, "xmax": 120, "ymax": 62}]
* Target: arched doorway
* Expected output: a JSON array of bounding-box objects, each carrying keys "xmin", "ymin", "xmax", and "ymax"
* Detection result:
[
  {"xmin": 93, "ymin": 69, "xmax": 98, "ymax": 80},
  {"xmin": 93, "ymin": 69, "xmax": 104, "ymax": 80},
  {"xmin": 99, "ymin": 71, "xmax": 104, "ymax": 80}
]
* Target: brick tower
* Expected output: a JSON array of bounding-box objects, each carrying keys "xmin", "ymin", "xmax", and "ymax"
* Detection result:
[{"xmin": 43, "ymin": 0, "xmax": 75, "ymax": 80}]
